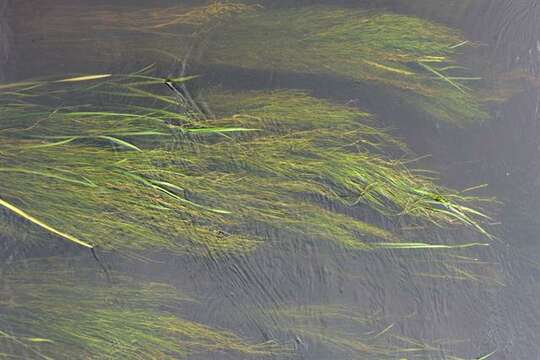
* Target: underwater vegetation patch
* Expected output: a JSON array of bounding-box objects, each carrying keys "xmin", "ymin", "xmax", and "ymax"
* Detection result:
[
  {"xmin": 13, "ymin": 2, "xmax": 256, "ymax": 74},
  {"xmin": 203, "ymin": 5, "xmax": 488, "ymax": 125},
  {"xmin": 16, "ymin": 3, "xmax": 489, "ymax": 125},
  {"xmin": 269, "ymin": 303, "xmax": 494, "ymax": 359},
  {"xmin": 197, "ymin": 89, "xmax": 493, "ymax": 236},
  {"xmin": 18, "ymin": 1, "xmax": 255, "ymax": 35},
  {"xmin": 0, "ymin": 3, "xmax": 507, "ymax": 359},
  {"xmin": 75, "ymin": 2, "xmax": 257, "ymax": 31},
  {"xmin": 0, "ymin": 73, "xmax": 491, "ymax": 255},
  {"xmin": 0, "ymin": 257, "xmax": 281, "ymax": 359},
  {"xmin": 410, "ymin": 253, "xmax": 505, "ymax": 286},
  {"xmin": 0, "ymin": 73, "xmax": 259, "ymax": 253}
]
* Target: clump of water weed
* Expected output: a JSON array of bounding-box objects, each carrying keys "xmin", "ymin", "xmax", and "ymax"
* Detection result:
[
  {"xmin": 16, "ymin": 3, "xmax": 489, "ymax": 126},
  {"xmin": 0, "ymin": 257, "xmax": 281, "ymax": 359},
  {"xmin": 0, "ymin": 73, "xmax": 260, "ymax": 253},
  {"xmin": 199, "ymin": 89, "xmax": 493, "ymax": 237},
  {"xmin": 203, "ymin": 6, "xmax": 489, "ymax": 125},
  {"xmin": 0, "ymin": 73, "xmax": 491, "ymax": 255}
]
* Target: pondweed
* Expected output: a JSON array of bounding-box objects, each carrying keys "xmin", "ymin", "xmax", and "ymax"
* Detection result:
[
  {"xmin": 203, "ymin": 6, "xmax": 489, "ymax": 125},
  {"xmin": 0, "ymin": 73, "xmax": 491, "ymax": 254},
  {"xmin": 15, "ymin": 3, "xmax": 488, "ymax": 125},
  {"xmin": 0, "ymin": 257, "xmax": 281, "ymax": 359}
]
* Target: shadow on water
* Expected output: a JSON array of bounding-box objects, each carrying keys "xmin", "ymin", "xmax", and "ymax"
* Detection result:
[{"xmin": 1, "ymin": 0, "xmax": 540, "ymax": 359}]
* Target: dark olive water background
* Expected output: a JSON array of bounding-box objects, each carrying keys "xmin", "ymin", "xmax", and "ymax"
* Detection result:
[{"xmin": 2, "ymin": 0, "xmax": 540, "ymax": 359}]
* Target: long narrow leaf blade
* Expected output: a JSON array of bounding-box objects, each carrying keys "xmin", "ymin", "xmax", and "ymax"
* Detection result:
[
  {"xmin": 55, "ymin": 74, "xmax": 112, "ymax": 83},
  {"xmin": 98, "ymin": 136, "xmax": 142, "ymax": 152},
  {"xmin": 371, "ymin": 242, "xmax": 489, "ymax": 249},
  {"xmin": 0, "ymin": 197, "xmax": 93, "ymax": 248},
  {"xmin": 26, "ymin": 137, "xmax": 78, "ymax": 149}
]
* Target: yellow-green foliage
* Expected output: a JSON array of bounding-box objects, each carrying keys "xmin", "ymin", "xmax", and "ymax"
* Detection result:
[
  {"xmin": 20, "ymin": 2, "xmax": 489, "ymax": 125},
  {"xmin": 17, "ymin": 3, "xmax": 487, "ymax": 125},
  {"xmin": 198, "ymin": 89, "xmax": 491, "ymax": 234},
  {"xmin": 204, "ymin": 6, "xmax": 488, "ymax": 125},
  {"xmin": 0, "ymin": 257, "xmax": 280, "ymax": 359},
  {"xmin": 0, "ymin": 74, "xmax": 489, "ymax": 254}
]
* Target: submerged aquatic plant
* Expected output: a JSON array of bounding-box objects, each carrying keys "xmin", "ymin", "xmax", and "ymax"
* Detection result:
[
  {"xmin": 0, "ymin": 73, "xmax": 259, "ymax": 253},
  {"xmin": 270, "ymin": 303, "xmax": 490, "ymax": 359},
  {"xmin": 203, "ymin": 6, "xmax": 488, "ymax": 125},
  {"xmin": 0, "ymin": 257, "xmax": 280, "ymax": 359},
  {"xmin": 0, "ymin": 73, "xmax": 491, "ymax": 255},
  {"xmin": 16, "ymin": 2, "xmax": 488, "ymax": 125},
  {"xmin": 20, "ymin": 2, "xmax": 256, "ymax": 34},
  {"xmin": 80, "ymin": 2, "xmax": 256, "ymax": 31},
  {"xmin": 13, "ymin": 2, "xmax": 256, "ymax": 74},
  {"xmin": 198, "ymin": 90, "xmax": 493, "ymax": 236}
]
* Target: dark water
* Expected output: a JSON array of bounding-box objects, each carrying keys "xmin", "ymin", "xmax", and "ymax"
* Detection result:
[{"xmin": 2, "ymin": 1, "xmax": 540, "ymax": 359}]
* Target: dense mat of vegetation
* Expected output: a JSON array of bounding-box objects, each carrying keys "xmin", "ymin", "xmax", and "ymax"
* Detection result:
[
  {"xmin": 0, "ymin": 257, "xmax": 280, "ymax": 359},
  {"xmin": 0, "ymin": 74, "xmax": 490, "ymax": 255},
  {"xmin": 204, "ymin": 5, "xmax": 488, "ymax": 125},
  {"xmin": 1, "ymin": 2, "xmax": 498, "ymax": 358},
  {"xmin": 18, "ymin": 3, "xmax": 489, "ymax": 125}
]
